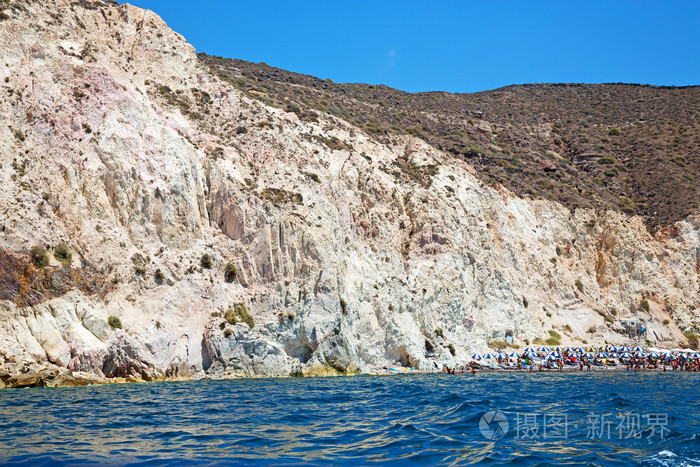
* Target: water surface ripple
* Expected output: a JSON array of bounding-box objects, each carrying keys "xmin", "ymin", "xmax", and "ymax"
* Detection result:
[{"xmin": 0, "ymin": 372, "xmax": 698, "ymax": 465}]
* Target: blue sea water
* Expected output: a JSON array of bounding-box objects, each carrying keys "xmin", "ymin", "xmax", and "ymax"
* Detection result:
[{"xmin": 0, "ymin": 372, "xmax": 698, "ymax": 465}]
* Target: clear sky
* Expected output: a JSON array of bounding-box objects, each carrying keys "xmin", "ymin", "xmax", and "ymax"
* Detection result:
[{"xmin": 125, "ymin": 1, "xmax": 699, "ymax": 94}]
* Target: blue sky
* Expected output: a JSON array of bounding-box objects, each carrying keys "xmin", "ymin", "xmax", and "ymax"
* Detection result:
[{"xmin": 126, "ymin": 1, "xmax": 699, "ymax": 93}]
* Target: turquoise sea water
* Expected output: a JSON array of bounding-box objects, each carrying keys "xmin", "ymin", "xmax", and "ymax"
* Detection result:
[{"xmin": 0, "ymin": 372, "xmax": 698, "ymax": 465}]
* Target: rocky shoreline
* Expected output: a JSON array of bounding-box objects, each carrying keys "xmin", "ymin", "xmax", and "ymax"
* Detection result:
[{"xmin": 3, "ymin": 363, "xmax": 690, "ymax": 389}]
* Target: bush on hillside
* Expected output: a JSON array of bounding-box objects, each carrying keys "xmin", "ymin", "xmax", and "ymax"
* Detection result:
[
  {"xmin": 639, "ymin": 299, "xmax": 650, "ymax": 312},
  {"xmin": 224, "ymin": 303, "xmax": 255, "ymax": 328},
  {"xmin": 30, "ymin": 245, "xmax": 49, "ymax": 267},
  {"xmin": 108, "ymin": 316, "xmax": 122, "ymax": 329},
  {"xmin": 54, "ymin": 242, "xmax": 72, "ymax": 268},
  {"xmin": 224, "ymin": 263, "xmax": 237, "ymax": 282}
]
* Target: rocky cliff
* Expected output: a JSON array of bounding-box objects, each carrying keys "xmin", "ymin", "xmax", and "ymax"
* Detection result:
[{"xmin": 0, "ymin": 0, "xmax": 698, "ymax": 385}]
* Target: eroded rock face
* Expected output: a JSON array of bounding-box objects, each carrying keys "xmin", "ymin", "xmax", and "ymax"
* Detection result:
[
  {"xmin": 0, "ymin": 0, "xmax": 698, "ymax": 383},
  {"xmin": 204, "ymin": 321, "xmax": 297, "ymax": 377}
]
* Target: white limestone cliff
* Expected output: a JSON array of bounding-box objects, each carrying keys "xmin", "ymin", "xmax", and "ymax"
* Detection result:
[{"xmin": 0, "ymin": 0, "xmax": 698, "ymax": 382}]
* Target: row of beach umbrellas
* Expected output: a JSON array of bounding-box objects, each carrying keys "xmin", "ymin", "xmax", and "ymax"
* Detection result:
[
  {"xmin": 470, "ymin": 350, "xmax": 700, "ymax": 360},
  {"xmin": 522, "ymin": 346, "xmax": 647, "ymax": 353}
]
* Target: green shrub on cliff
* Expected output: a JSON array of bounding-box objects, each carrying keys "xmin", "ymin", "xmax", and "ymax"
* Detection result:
[
  {"xmin": 448, "ymin": 343, "xmax": 456, "ymax": 356},
  {"xmin": 489, "ymin": 340, "xmax": 508, "ymax": 349},
  {"xmin": 108, "ymin": 316, "xmax": 122, "ymax": 329},
  {"xmin": 545, "ymin": 337, "xmax": 561, "ymax": 346},
  {"xmin": 546, "ymin": 330, "xmax": 561, "ymax": 346},
  {"xmin": 54, "ymin": 242, "xmax": 72, "ymax": 268},
  {"xmin": 224, "ymin": 303, "xmax": 254, "ymax": 328},
  {"xmin": 639, "ymin": 299, "xmax": 650, "ymax": 312},
  {"xmin": 30, "ymin": 245, "xmax": 49, "ymax": 267},
  {"xmin": 201, "ymin": 253, "xmax": 213, "ymax": 269},
  {"xmin": 224, "ymin": 263, "xmax": 237, "ymax": 282}
]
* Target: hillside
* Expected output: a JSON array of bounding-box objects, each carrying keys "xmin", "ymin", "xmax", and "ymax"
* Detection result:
[{"xmin": 200, "ymin": 55, "xmax": 700, "ymax": 228}]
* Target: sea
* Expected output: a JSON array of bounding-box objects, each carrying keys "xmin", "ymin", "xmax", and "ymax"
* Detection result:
[{"xmin": 0, "ymin": 372, "xmax": 698, "ymax": 465}]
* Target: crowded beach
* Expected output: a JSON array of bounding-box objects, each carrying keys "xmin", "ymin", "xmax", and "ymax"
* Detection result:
[{"xmin": 436, "ymin": 345, "xmax": 700, "ymax": 374}]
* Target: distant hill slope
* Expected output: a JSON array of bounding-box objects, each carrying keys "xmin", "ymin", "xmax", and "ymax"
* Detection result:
[{"xmin": 200, "ymin": 54, "xmax": 699, "ymax": 228}]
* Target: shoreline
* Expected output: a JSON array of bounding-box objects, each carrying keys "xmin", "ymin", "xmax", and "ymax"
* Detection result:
[{"xmin": 1, "ymin": 364, "xmax": 695, "ymax": 389}]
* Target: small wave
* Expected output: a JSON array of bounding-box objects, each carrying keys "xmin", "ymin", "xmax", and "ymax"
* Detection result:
[
  {"xmin": 644, "ymin": 450, "xmax": 700, "ymax": 467},
  {"xmin": 1, "ymin": 373, "xmax": 699, "ymax": 465}
]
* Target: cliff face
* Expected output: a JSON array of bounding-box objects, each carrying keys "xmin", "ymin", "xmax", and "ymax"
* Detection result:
[{"xmin": 0, "ymin": 0, "xmax": 698, "ymax": 381}]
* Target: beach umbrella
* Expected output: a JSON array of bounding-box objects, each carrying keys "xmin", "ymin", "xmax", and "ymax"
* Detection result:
[
  {"xmin": 620, "ymin": 352, "xmax": 632, "ymax": 358},
  {"xmin": 596, "ymin": 352, "xmax": 608, "ymax": 358},
  {"xmin": 634, "ymin": 352, "xmax": 646, "ymax": 358},
  {"xmin": 620, "ymin": 346, "xmax": 631, "ymax": 352},
  {"xmin": 549, "ymin": 351, "xmax": 561, "ymax": 358},
  {"xmin": 509, "ymin": 352, "xmax": 521, "ymax": 358},
  {"xmin": 524, "ymin": 347, "xmax": 535, "ymax": 352},
  {"xmin": 608, "ymin": 352, "xmax": 620, "ymax": 358},
  {"xmin": 583, "ymin": 352, "xmax": 594, "ymax": 358},
  {"xmin": 496, "ymin": 353, "xmax": 508, "ymax": 359},
  {"xmin": 574, "ymin": 347, "xmax": 585, "ymax": 353},
  {"xmin": 648, "ymin": 352, "xmax": 660, "ymax": 358},
  {"xmin": 632, "ymin": 346, "xmax": 645, "ymax": 352},
  {"xmin": 471, "ymin": 353, "xmax": 482, "ymax": 360},
  {"xmin": 524, "ymin": 351, "xmax": 537, "ymax": 358},
  {"xmin": 607, "ymin": 345, "xmax": 618, "ymax": 351},
  {"xmin": 661, "ymin": 351, "xmax": 673, "ymax": 358},
  {"xmin": 564, "ymin": 347, "xmax": 573, "ymax": 352},
  {"xmin": 483, "ymin": 353, "xmax": 496, "ymax": 359},
  {"xmin": 691, "ymin": 353, "xmax": 700, "ymax": 359},
  {"xmin": 546, "ymin": 354, "xmax": 558, "ymax": 360},
  {"xmin": 571, "ymin": 353, "xmax": 581, "ymax": 358},
  {"xmin": 538, "ymin": 346, "xmax": 550, "ymax": 352}
]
